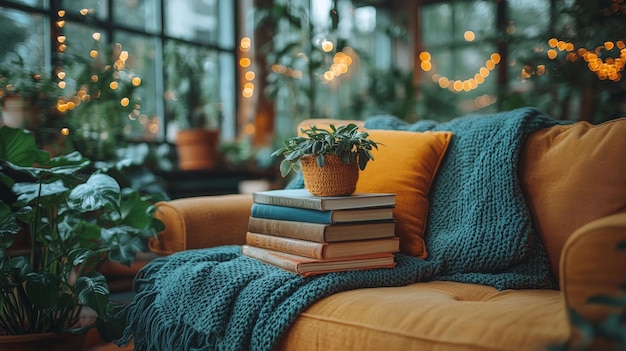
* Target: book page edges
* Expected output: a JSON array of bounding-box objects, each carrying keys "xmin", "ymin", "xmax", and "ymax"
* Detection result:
[{"xmin": 242, "ymin": 245, "xmax": 396, "ymax": 277}]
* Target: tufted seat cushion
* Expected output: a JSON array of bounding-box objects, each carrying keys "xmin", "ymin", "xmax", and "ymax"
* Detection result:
[{"xmin": 277, "ymin": 281, "xmax": 570, "ymax": 351}]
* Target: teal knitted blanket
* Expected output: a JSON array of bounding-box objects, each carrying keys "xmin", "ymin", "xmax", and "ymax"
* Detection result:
[{"xmin": 118, "ymin": 107, "xmax": 559, "ymax": 351}]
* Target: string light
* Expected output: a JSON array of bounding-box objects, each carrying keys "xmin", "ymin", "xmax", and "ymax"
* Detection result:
[
  {"xmin": 419, "ymin": 51, "xmax": 501, "ymax": 92},
  {"xmin": 544, "ymin": 38, "xmax": 625, "ymax": 82},
  {"xmin": 239, "ymin": 37, "xmax": 255, "ymax": 98},
  {"xmin": 53, "ymin": 8, "xmax": 143, "ymax": 136},
  {"xmin": 321, "ymin": 48, "xmax": 355, "ymax": 83}
]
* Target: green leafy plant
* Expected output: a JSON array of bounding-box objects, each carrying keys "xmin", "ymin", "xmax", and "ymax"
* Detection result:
[
  {"xmin": 271, "ymin": 123, "xmax": 378, "ymax": 177},
  {"xmin": 0, "ymin": 53, "xmax": 59, "ymax": 101},
  {"xmin": 0, "ymin": 126, "xmax": 164, "ymax": 341}
]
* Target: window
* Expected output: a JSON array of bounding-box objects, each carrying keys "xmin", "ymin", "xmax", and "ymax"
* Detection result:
[
  {"xmin": 0, "ymin": 0, "xmax": 236, "ymax": 150},
  {"xmin": 418, "ymin": 0, "xmax": 626, "ymax": 122},
  {"xmin": 259, "ymin": 0, "xmax": 399, "ymax": 137},
  {"xmin": 418, "ymin": 0, "xmax": 552, "ymax": 120}
]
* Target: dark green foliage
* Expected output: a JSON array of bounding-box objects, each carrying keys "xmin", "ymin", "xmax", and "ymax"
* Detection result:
[{"xmin": 0, "ymin": 125, "xmax": 164, "ymax": 340}]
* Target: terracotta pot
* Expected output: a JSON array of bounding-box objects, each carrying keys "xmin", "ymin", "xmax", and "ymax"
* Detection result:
[
  {"xmin": 0, "ymin": 332, "xmax": 87, "ymax": 351},
  {"xmin": 176, "ymin": 129, "xmax": 220, "ymax": 170},
  {"xmin": 1, "ymin": 95, "xmax": 41, "ymax": 129},
  {"xmin": 300, "ymin": 154, "xmax": 359, "ymax": 197}
]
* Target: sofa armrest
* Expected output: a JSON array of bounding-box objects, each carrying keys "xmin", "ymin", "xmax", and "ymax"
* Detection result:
[
  {"xmin": 149, "ymin": 194, "xmax": 253, "ymax": 255},
  {"xmin": 559, "ymin": 211, "xmax": 626, "ymax": 347}
]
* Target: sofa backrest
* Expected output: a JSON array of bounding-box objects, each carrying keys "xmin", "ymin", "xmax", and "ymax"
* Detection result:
[{"xmin": 518, "ymin": 117, "xmax": 626, "ymax": 281}]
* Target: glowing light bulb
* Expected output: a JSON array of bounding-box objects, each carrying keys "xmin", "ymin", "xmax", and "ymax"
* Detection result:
[
  {"xmin": 321, "ymin": 40, "xmax": 334, "ymax": 52},
  {"xmin": 239, "ymin": 57, "xmax": 251, "ymax": 68},
  {"xmin": 240, "ymin": 37, "xmax": 251, "ymax": 51}
]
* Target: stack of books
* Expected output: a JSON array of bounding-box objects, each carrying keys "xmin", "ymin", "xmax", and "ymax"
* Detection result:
[{"xmin": 242, "ymin": 188, "xmax": 399, "ymax": 277}]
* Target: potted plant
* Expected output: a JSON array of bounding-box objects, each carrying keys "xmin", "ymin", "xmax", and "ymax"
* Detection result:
[
  {"xmin": 0, "ymin": 54, "xmax": 60, "ymax": 130},
  {"xmin": 164, "ymin": 42, "xmax": 221, "ymax": 171},
  {"xmin": 0, "ymin": 126, "xmax": 164, "ymax": 349},
  {"xmin": 271, "ymin": 123, "xmax": 378, "ymax": 196}
]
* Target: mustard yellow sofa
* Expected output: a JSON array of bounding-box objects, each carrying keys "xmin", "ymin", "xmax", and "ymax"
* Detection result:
[{"xmin": 143, "ymin": 111, "xmax": 626, "ymax": 351}]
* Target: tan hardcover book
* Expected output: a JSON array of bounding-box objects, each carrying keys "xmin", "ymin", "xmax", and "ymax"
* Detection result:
[
  {"xmin": 242, "ymin": 245, "xmax": 397, "ymax": 277},
  {"xmin": 245, "ymin": 232, "xmax": 400, "ymax": 259},
  {"xmin": 252, "ymin": 189, "xmax": 396, "ymax": 210},
  {"xmin": 247, "ymin": 217, "xmax": 396, "ymax": 242}
]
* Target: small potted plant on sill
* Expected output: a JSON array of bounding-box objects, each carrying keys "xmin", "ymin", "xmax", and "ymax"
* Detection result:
[
  {"xmin": 271, "ymin": 123, "xmax": 379, "ymax": 196},
  {"xmin": 164, "ymin": 43, "xmax": 221, "ymax": 171},
  {"xmin": 0, "ymin": 54, "xmax": 60, "ymax": 130},
  {"xmin": 0, "ymin": 126, "xmax": 164, "ymax": 349}
]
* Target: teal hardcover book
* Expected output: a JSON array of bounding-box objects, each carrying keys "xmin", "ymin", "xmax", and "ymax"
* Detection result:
[{"xmin": 250, "ymin": 203, "xmax": 394, "ymax": 224}]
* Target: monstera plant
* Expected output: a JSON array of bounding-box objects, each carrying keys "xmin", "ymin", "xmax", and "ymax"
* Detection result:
[{"xmin": 0, "ymin": 126, "xmax": 164, "ymax": 343}]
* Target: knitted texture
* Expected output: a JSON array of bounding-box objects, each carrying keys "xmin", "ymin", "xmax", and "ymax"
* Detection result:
[
  {"xmin": 119, "ymin": 107, "xmax": 560, "ymax": 351},
  {"xmin": 118, "ymin": 246, "xmax": 430, "ymax": 351},
  {"xmin": 300, "ymin": 154, "xmax": 359, "ymax": 196},
  {"xmin": 365, "ymin": 107, "xmax": 563, "ymax": 289}
]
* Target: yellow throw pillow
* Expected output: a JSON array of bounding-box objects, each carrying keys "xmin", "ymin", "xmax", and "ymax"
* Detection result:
[
  {"xmin": 519, "ymin": 118, "xmax": 626, "ymax": 281},
  {"xmin": 356, "ymin": 130, "xmax": 453, "ymax": 258}
]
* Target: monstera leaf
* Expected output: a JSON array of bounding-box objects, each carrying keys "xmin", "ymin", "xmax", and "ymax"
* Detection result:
[
  {"xmin": 74, "ymin": 270, "xmax": 110, "ymax": 316},
  {"xmin": 0, "ymin": 126, "xmax": 49, "ymax": 167},
  {"xmin": 68, "ymin": 173, "xmax": 121, "ymax": 213}
]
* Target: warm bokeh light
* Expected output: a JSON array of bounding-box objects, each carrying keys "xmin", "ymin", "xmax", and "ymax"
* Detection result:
[
  {"xmin": 321, "ymin": 40, "xmax": 334, "ymax": 52},
  {"xmin": 547, "ymin": 49, "xmax": 558, "ymax": 59},
  {"xmin": 61, "ymin": 128, "xmax": 70, "ymax": 136},
  {"xmin": 120, "ymin": 97, "xmax": 130, "ymax": 107},
  {"xmin": 547, "ymin": 39, "xmax": 556, "ymax": 48},
  {"xmin": 92, "ymin": 32, "xmax": 101, "ymax": 41},
  {"xmin": 109, "ymin": 81, "xmax": 119, "ymax": 90},
  {"xmin": 245, "ymin": 123, "xmax": 255, "ymax": 135},
  {"xmin": 546, "ymin": 37, "xmax": 625, "ymax": 82},
  {"xmin": 464, "ymin": 31, "xmax": 475, "ymax": 42},
  {"xmin": 132, "ymin": 77, "xmax": 142, "ymax": 86},
  {"xmin": 244, "ymin": 71, "xmax": 255, "ymax": 80},
  {"xmin": 242, "ymin": 87, "xmax": 254, "ymax": 98},
  {"xmin": 239, "ymin": 57, "xmax": 251, "ymax": 68},
  {"xmin": 240, "ymin": 37, "xmax": 251, "ymax": 51},
  {"xmin": 419, "ymin": 49, "xmax": 500, "ymax": 92},
  {"xmin": 90, "ymin": 50, "xmax": 99, "ymax": 58}
]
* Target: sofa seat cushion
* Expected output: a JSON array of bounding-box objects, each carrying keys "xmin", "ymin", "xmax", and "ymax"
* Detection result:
[{"xmin": 277, "ymin": 281, "xmax": 569, "ymax": 351}]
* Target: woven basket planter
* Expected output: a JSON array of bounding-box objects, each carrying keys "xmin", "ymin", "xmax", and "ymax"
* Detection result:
[{"xmin": 300, "ymin": 154, "xmax": 359, "ymax": 197}]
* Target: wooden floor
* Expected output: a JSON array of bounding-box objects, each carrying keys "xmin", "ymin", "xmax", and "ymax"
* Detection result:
[{"xmin": 83, "ymin": 329, "xmax": 134, "ymax": 351}]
